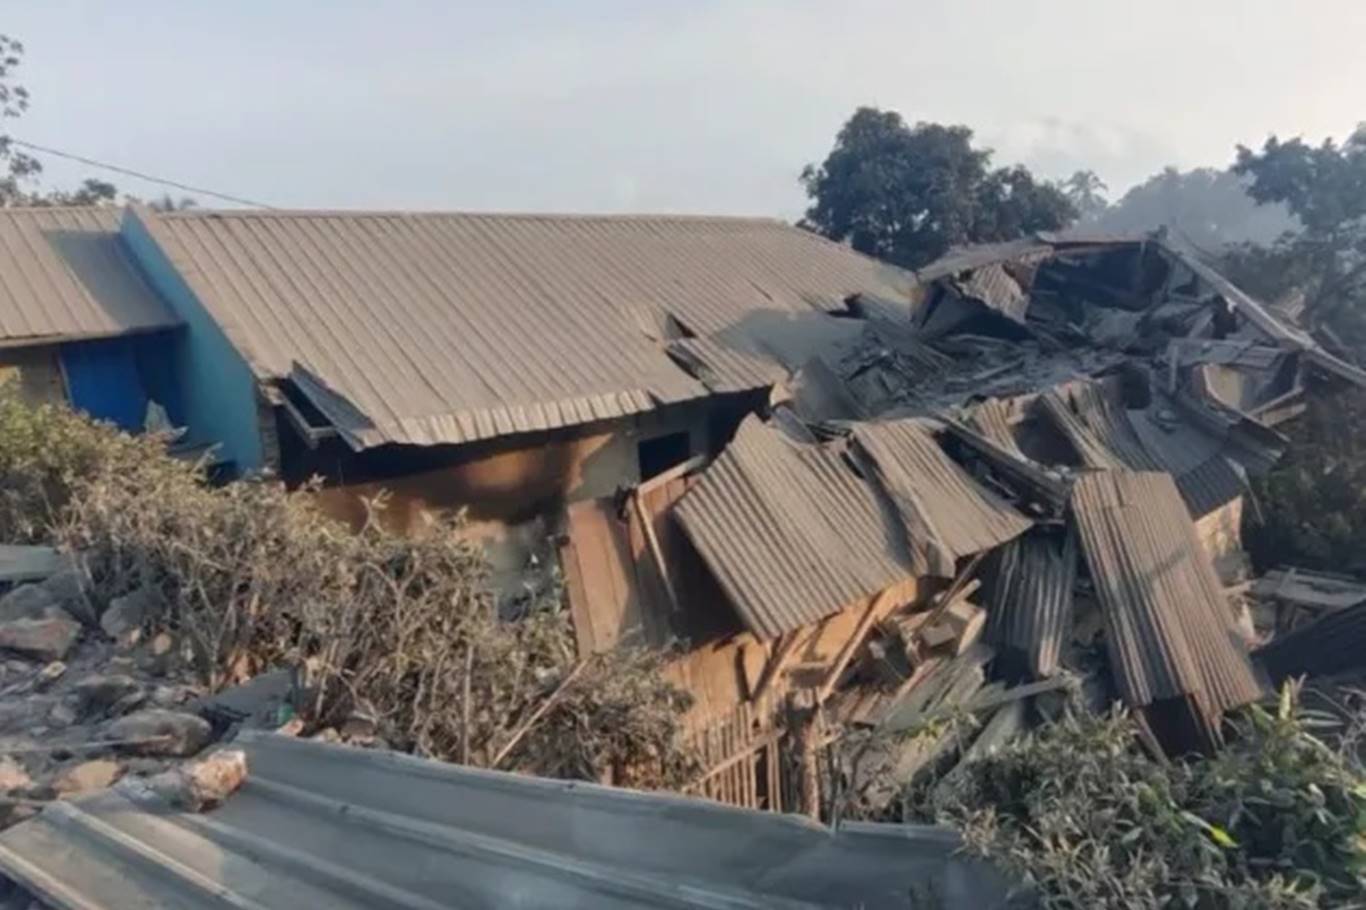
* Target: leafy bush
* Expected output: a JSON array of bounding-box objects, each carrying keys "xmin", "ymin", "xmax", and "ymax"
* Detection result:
[
  {"xmin": 1246, "ymin": 388, "xmax": 1366, "ymax": 574},
  {"xmin": 930, "ymin": 688, "xmax": 1366, "ymax": 909},
  {"xmin": 0, "ymin": 389, "xmax": 697, "ymax": 788}
]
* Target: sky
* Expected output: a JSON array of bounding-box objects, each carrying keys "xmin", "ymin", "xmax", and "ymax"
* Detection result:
[{"xmin": 6, "ymin": 1, "xmax": 1366, "ymax": 218}]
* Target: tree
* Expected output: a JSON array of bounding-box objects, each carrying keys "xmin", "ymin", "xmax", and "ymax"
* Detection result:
[
  {"xmin": 1085, "ymin": 166, "xmax": 1295, "ymax": 252},
  {"xmin": 1233, "ymin": 127, "xmax": 1366, "ymax": 344},
  {"xmin": 1060, "ymin": 169, "xmax": 1109, "ymax": 222},
  {"xmin": 0, "ymin": 35, "xmax": 123, "ymax": 207},
  {"xmin": 800, "ymin": 107, "xmax": 1076, "ymax": 269}
]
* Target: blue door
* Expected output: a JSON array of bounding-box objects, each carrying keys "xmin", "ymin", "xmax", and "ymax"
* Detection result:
[{"xmin": 59, "ymin": 338, "xmax": 148, "ymax": 431}]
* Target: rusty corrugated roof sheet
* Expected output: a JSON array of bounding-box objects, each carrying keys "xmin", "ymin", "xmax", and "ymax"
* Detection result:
[
  {"xmin": 1070, "ymin": 471, "xmax": 1262, "ymax": 742},
  {"xmin": 851, "ymin": 419, "xmax": 1031, "ymax": 576},
  {"xmin": 982, "ymin": 530, "xmax": 1077, "ymax": 679},
  {"xmin": 136, "ymin": 209, "xmax": 913, "ymax": 448},
  {"xmin": 0, "ymin": 207, "xmax": 177, "ymax": 345},
  {"xmin": 673, "ymin": 416, "xmax": 915, "ymax": 639},
  {"xmin": 667, "ymin": 337, "xmax": 788, "ymax": 395}
]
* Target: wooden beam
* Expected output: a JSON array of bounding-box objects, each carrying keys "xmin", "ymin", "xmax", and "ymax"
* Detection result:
[
  {"xmin": 632, "ymin": 488, "xmax": 681, "ymax": 614},
  {"xmin": 751, "ymin": 629, "xmax": 802, "ymax": 702},
  {"xmin": 816, "ymin": 588, "xmax": 896, "ymax": 704},
  {"xmin": 688, "ymin": 727, "xmax": 786, "ymax": 788},
  {"xmin": 637, "ymin": 453, "xmax": 709, "ymax": 497}
]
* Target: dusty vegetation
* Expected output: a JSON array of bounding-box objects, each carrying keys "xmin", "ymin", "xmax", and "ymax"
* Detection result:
[
  {"xmin": 917, "ymin": 686, "xmax": 1366, "ymax": 909},
  {"xmin": 1246, "ymin": 388, "xmax": 1366, "ymax": 575},
  {"xmin": 0, "ymin": 389, "xmax": 697, "ymax": 789}
]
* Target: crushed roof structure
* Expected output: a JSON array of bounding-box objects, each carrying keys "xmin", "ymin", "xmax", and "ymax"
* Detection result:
[
  {"xmin": 0, "ymin": 731, "xmax": 1016, "ymax": 909},
  {"xmin": 0, "ymin": 208, "xmax": 177, "ymax": 346},
  {"xmin": 136, "ymin": 209, "xmax": 913, "ymax": 449}
]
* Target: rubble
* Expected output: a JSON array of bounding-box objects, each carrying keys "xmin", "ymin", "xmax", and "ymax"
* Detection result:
[
  {"xmin": 0, "ymin": 616, "xmax": 81, "ymax": 662},
  {"xmin": 52, "ymin": 759, "xmax": 123, "ymax": 796},
  {"xmin": 0, "ymin": 585, "xmax": 61, "ymax": 623},
  {"xmin": 103, "ymin": 710, "xmax": 212, "ymax": 757}
]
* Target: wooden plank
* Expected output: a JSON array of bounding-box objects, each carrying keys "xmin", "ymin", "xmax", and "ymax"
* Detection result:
[
  {"xmin": 632, "ymin": 489, "xmax": 680, "ymax": 614},
  {"xmin": 816, "ymin": 588, "xmax": 896, "ymax": 703},
  {"xmin": 751, "ymin": 630, "xmax": 802, "ymax": 702},
  {"xmin": 636, "ymin": 453, "xmax": 708, "ymax": 497}
]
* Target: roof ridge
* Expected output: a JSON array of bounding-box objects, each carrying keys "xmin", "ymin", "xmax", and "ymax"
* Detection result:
[{"xmin": 158, "ymin": 208, "xmax": 793, "ymax": 226}]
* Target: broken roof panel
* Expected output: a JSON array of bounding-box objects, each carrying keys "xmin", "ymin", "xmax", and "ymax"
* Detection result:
[
  {"xmin": 982, "ymin": 530, "xmax": 1078, "ymax": 679},
  {"xmin": 0, "ymin": 207, "xmax": 177, "ymax": 346},
  {"xmin": 0, "ymin": 731, "xmax": 1015, "ymax": 909},
  {"xmin": 135, "ymin": 208, "xmax": 913, "ymax": 448},
  {"xmin": 1070, "ymin": 471, "xmax": 1262, "ymax": 745},
  {"xmin": 667, "ymin": 336, "xmax": 789, "ymax": 395},
  {"xmin": 851, "ymin": 419, "xmax": 1032, "ymax": 576},
  {"xmin": 673, "ymin": 417, "xmax": 915, "ymax": 639}
]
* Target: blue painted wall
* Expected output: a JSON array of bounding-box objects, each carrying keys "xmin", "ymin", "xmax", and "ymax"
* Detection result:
[{"xmin": 118, "ymin": 209, "xmax": 264, "ymax": 474}]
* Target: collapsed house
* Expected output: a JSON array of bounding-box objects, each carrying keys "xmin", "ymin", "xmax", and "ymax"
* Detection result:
[{"xmin": 552, "ymin": 231, "xmax": 1366, "ymax": 813}]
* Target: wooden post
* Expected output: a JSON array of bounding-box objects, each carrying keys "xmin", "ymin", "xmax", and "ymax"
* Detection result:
[{"xmin": 633, "ymin": 488, "xmax": 681, "ymax": 614}]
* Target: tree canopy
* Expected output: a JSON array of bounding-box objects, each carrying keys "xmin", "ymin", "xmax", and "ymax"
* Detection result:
[
  {"xmin": 800, "ymin": 107, "xmax": 1075, "ymax": 270},
  {"xmin": 1227, "ymin": 127, "xmax": 1366, "ymax": 346}
]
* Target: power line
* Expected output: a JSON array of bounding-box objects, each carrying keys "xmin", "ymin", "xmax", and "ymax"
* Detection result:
[{"xmin": 8, "ymin": 138, "xmax": 277, "ymax": 209}]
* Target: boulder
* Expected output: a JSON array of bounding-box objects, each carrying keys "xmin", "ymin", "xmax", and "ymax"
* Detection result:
[
  {"xmin": 0, "ymin": 584, "xmax": 61, "ymax": 623},
  {"xmin": 39, "ymin": 563, "xmax": 98, "ymax": 627},
  {"xmin": 104, "ymin": 709, "xmax": 212, "ymax": 757},
  {"xmin": 52, "ymin": 759, "xmax": 122, "ymax": 796},
  {"xmin": 48, "ymin": 700, "xmax": 77, "ymax": 727},
  {"xmin": 36, "ymin": 660, "xmax": 66, "ymax": 687},
  {"xmin": 0, "ymin": 616, "xmax": 82, "ymax": 661},
  {"xmin": 100, "ymin": 587, "xmax": 162, "ymax": 641},
  {"xmin": 74, "ymin": 674, "xmax": 145, "ymax": 717}
]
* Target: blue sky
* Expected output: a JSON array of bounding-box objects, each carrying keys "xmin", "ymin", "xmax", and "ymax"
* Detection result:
[{"xmin": 7, "ymin": 1, "xmax": 1365, "ymax": 217}]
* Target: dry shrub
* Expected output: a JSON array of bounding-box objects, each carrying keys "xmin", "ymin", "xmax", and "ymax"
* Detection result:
[{"xmin": 0, "ymin": 390, "xmax": 696, "ymax": 788}]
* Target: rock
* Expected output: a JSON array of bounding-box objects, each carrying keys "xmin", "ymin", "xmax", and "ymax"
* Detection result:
[
  {"xmin": 195, "ymin": 669, "xmax": 293, "ymax": 728},
  {"xmin": 0, "ymin": 758, "xmax": 31, "ymax": 792},
  {"xmin": 36, "ymin": 661, "xmax": 66, "ymax": 687},
  {"xmin": 52, "ymin": 759, "xmax": 122, "ymax": 796},
  {"xmin": 150, "ymin": 684, "xmax": 199, "ymax": 709},
  {"xmin": 108, "ymin": 690, "xmax": 149, "ymax": 717},
  {"xmin": 0, "ymin": 584, "xmax": 61, "ymax": 623},
  {"xmin": 39, "ymin": 562, "xmax": 97, "ymax": 627},
  {"xmin": 0, "ymin": 616, "xmax": 82, "ymax": 661},
  {"xmin": 175, "ymin": 750, "xmax": 247, "ymax": 811},
  {"xmin": 104, "ymin": 709, "xmax": 212, "ymax": 757},
  {"xmin": 74, "ymin": 674, "xmax": 144, "ymax": 717},
  {"xmin": 100, "ymin": 587, "xmax": 162, "ymax": 641},
  {"xmin": 48, "ymin": 700, "xmax": 77, "ymax": 727}
]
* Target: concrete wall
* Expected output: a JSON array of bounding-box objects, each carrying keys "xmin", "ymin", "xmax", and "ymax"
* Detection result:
[
  {"xmin": 0, "ymin": 345, "xmax": 65, "ymax": 407},
  {"xmin": 119, "ymin": 210, "xmax": 264, "ymax": 475}
]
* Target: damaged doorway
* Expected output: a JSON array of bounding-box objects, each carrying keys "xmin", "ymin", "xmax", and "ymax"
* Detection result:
[{"xmin": 638, "ymin": 431, "xmax": 691, "ymax": 480}]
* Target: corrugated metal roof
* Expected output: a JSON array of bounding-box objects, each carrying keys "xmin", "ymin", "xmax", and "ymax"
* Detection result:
[
  {"xmin": 673, "ymin": 417, "xmax": 915, "ymax": 639},
  {"xmin": 137, "ymin": 209, "xmax": 913, "ymax": 448},
  {"xmin": 1255, "ymin": 601, "xmax": 1366, "ymax": 685},
  {"xmin": 0, "ymin": 731, "xmax": 1014, "ymax": 909},
  {"xmin": 668, "ymin": 337, "xmax": 789, "ymax": 395},
  {"xmin": 1070, "ymin": 472, "xmax": 1262, "ymax": 735},
  {"xmin": 982, "ymin": 529, "xmax": 1077, "ymax": 679},
  {"xmin": 851, "ymin": 419, "xmax": 1032, "ymax": 577},
  {"xmin": 0, "ymin": 207, "xmax": 177, "ymax": 345}
]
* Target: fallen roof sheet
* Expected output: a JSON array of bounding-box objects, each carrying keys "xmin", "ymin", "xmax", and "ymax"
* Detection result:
[
  {"xmin": 982, "ymin": 529, "xmax": 1078, "ymax": 679},
  {"xmin": 1255, "ymin": 601, "xmax": 1366, "ymax": 685},
  {"xmin": 668, "ymin": 336, "xmax": 789, "ymax": 395},
  {"xmin": 1070, "ymin": 471, "xmax": 1262, "ymax": 744},
  {"xmin": 1253, "ymin": 568, "xmax": 1366, "ymax": 613},
  {"xmin": 135, "ymin": 208, "xmax": 913, "ymax": 448},
  {"xmin": 673, "ymin": 417, "xmax": 916, "ymax": 639},
  {"xmin": 850, "ymin": 419, "xmax": 1032, "ymax": 577},
  {"xmin": 0, "ymin": 207, "xmax": 177, "ymax": 346},
  {"xmin": 0, "ymin": 731, "xmax": 1016, "ymax": 909}
]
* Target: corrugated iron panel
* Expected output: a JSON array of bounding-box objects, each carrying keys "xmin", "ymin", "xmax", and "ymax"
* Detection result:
[
  {"xmin": 955, "ymin": 263, "xmax": 1028, "ymax": 322},
  {"xmin": 963, "ymin": 398, "xmax": 1026, "ymax": 458},
  {"xmin": 0, "ymin": 731, "xmax": 1013, "ymax": 909},
  {"xmin": 982, "ymin": 529, "xmax": 1077, "ymax": 678},
  {"xmin": 851, "ymin": 419, "xmax": 1032, "ymax": 577},
  {"xmin": 1070, "ymin": 472, "xmax": 1261, "ymax": 731},
  {"xmin": 673, "ymin": 417, "xmax": 915, "ymax": 639},
  {"xmin": 139, "ymin": 209, "xmax": 914, "ymax": 448},
  {"xmin": 668, "ymin": 337, "xmax": 788, "ymax": 395},
  {"xmin": 0, "ymin": 207, "xmax": 177, "ymax": 344},
  {"xmin": 1168, "ymin": 339, "xmax": 1283, "ymax": 370},
  {"xmin": 1256, "ymin": 601, "xmax": 1366, "ymax": 685}
]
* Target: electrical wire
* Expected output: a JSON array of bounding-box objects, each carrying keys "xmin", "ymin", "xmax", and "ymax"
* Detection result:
[{"xmin": 8, "ymin": 138, "xmax": 276, "ymax": 209}]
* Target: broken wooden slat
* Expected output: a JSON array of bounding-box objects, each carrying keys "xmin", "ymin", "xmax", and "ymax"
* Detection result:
[{"xmin": 816, "ymin": 588, "xmax": 895, "ymax": 703}]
